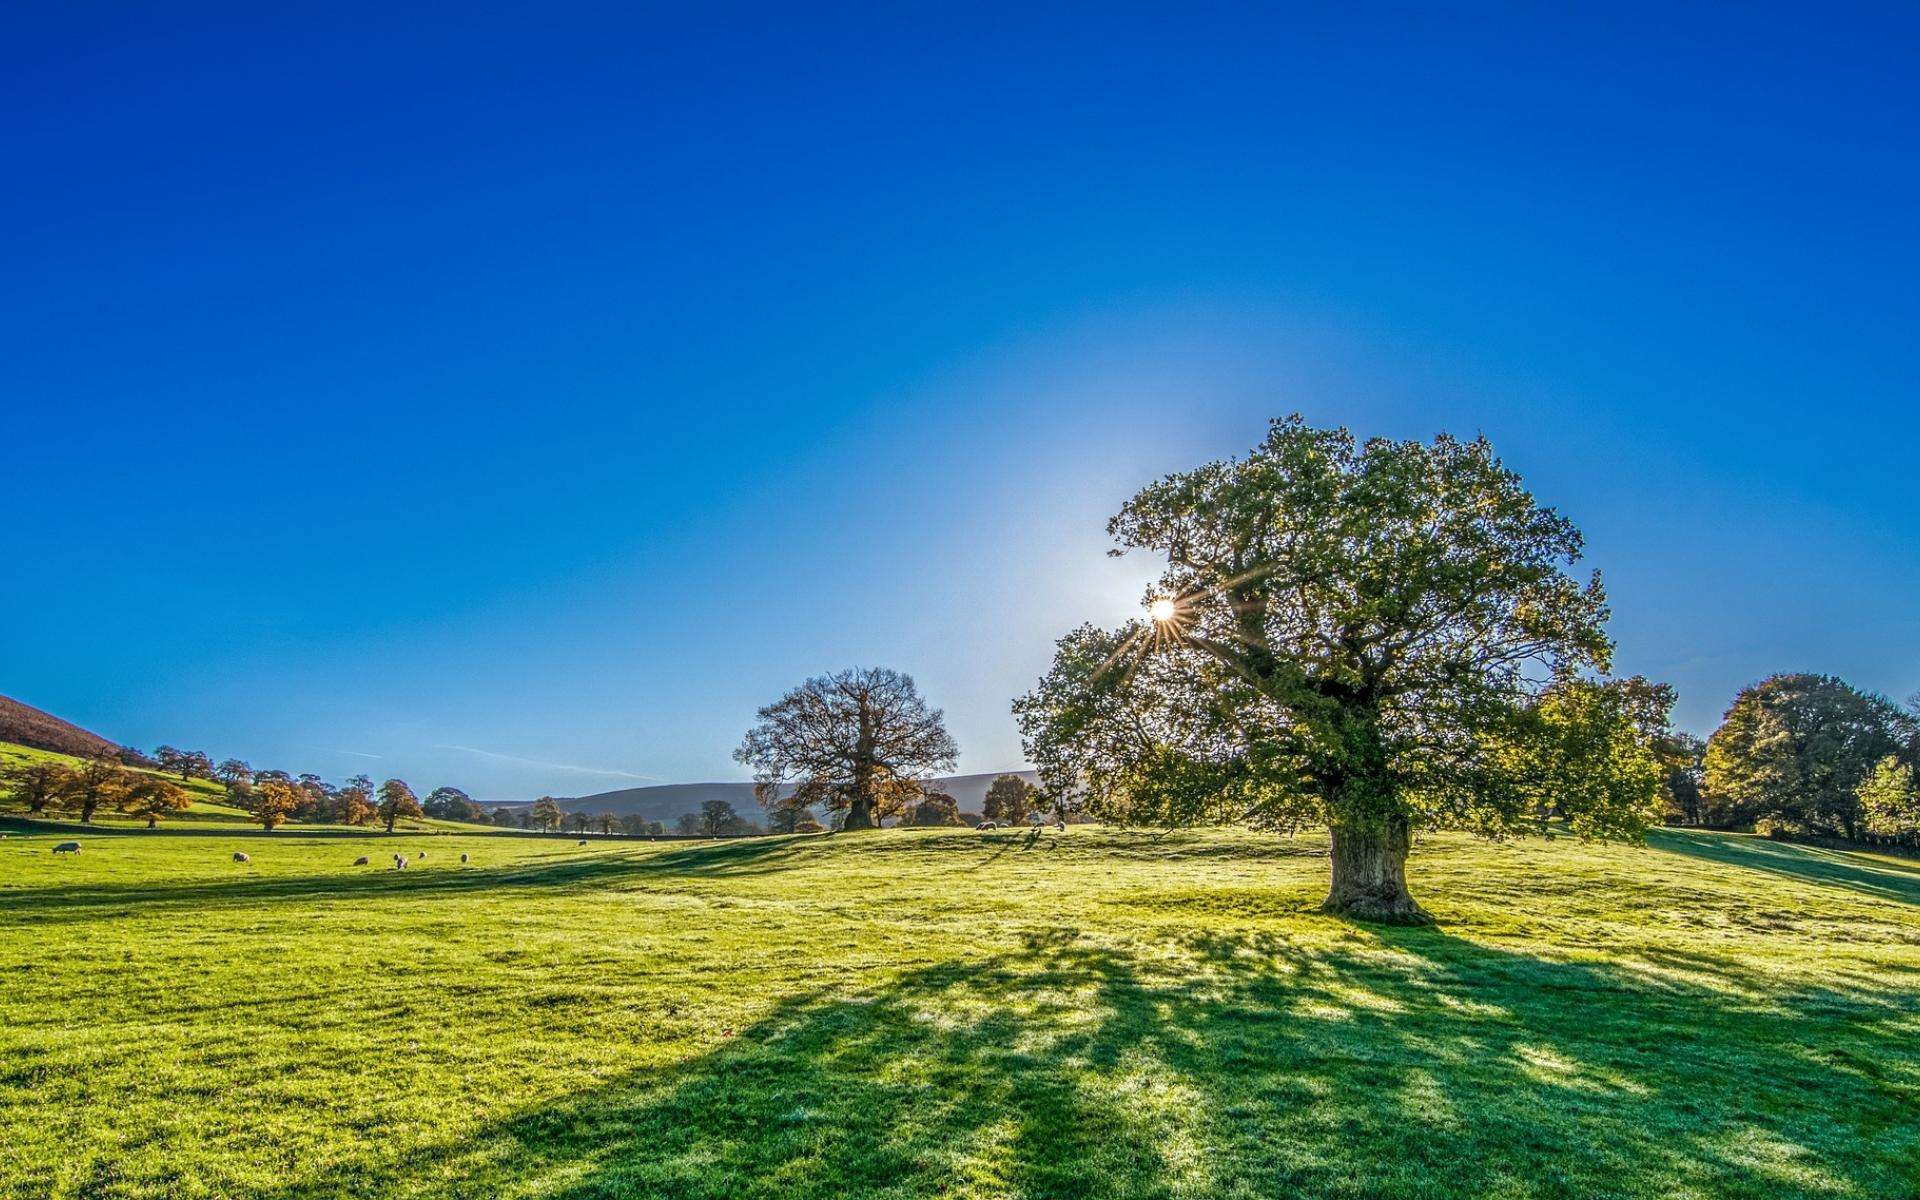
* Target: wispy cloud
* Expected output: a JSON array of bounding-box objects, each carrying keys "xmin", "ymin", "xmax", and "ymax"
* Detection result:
[
  {"xmin": 321, "ymin": 748, "xmax": 385, "ymax": 760},
  {"xmin": 432, "ymin": 744, "xmax": 658, "ymax": 781}
]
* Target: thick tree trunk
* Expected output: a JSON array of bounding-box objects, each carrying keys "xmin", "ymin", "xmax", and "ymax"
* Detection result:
[
  {"xmin": 1321, "ymin": 815, "xmax": 1431, "ymax": 924},
  {"xmin": 843, "ymin": 750, "xmax": 878, "ymax": 830}
]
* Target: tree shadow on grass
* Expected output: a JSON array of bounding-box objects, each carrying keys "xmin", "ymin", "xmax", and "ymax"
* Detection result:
[
  {"xmin": 232, "ymin": 926, "xmax": 1917, "ymax": 1200},
  {"xmin": 1650, "ymin": 829, "xmax": 1920, "ymax": 907}
]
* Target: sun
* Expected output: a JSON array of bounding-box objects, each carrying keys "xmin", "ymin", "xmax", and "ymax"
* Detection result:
[{"xmin": 1148, "ymin": 597, "xmax": 1177, "ymax": 623}]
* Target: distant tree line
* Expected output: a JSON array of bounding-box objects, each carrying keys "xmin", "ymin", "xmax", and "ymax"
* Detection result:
[{"xmin": 1, "ymin": 743, "xmax": 485, "ymax": 833}]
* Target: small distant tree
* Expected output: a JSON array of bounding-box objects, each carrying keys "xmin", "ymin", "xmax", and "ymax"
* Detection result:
[
  {"xmin": 181, "ymin": 750, "xmax": 214, "ymax": 780},
  {"xmin": 1, "ymin": 760, "xmax": 71, "ymax": 815},
  {"xmin": 699, "ymin": 799, "xmax": 741, "ymax": 837},
  {"xmin": 424, "ymin": 786, "xmax": 482, "ymax": 822},
  {"xmin": 736, "ymin": 667, "xmax": 959, "ymax": 831},
  {"xmin": 793, "ymin": 816, "xmax": 825, "ymax": 833},
  {"xmin": 225, "ymin": 779, "xmax": 258, "ymax": 812},
  {"xmin": 1659, "ymin": 731, "xmax": 1709, "ymax": 825},
  {"xmin": 1859, "ymin": 756, "xmax": 1920, "ymax": 847},
  {"xmin": 982, "ymin": 775, "xmax": 1035, "ymax": 824},
  {"xmin": 153, "ymin": 745, "xmax": 185, "ymax": 776},
  {"xmin": 121, "ymin": 777, "xmax": 191, "ymax": 827},
  {"xmin": 491, "ymin": 806, "xmax": 517, "ymax": 828},
  {"xmin": 376, "ymin": 779, "xmax": 423, "ymax": 833},
  {"xmin": 214, "ymin": 759, "xmax": 253, "ymax": 788},
  {"xmin": 565, "ymin": 811, "xmax": 592, "ymax": 834},
  {"xmin": 294, "ymin": 775, "xmax": 332, "ymax": 820},
  {"xmin": 334, "ymin": 781, "xmax": 374, "ymax": 826},
  {"xmin": 254, "ymin": 779, "xmax": 299, "ymax": 830},
  {"xmin": 530, "ymin": 796, "xmax": 564, "ymax": 831},
  {"xmin": 64, "ymin": 757, "xmax": 130, "ymax": 824},
  {"xmin": 254, "ymin": 769, "xmax": 294, "ymax": 788},
  {"xmin": 909, "ymin": 792, "xmax": 964, "ymax": 826},
  {"xmin": 675, "ymin": 811, "xmax": 701, "ymax": 836}
]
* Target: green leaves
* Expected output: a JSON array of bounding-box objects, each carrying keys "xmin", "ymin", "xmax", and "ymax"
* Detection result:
[{"xmin": 1020, "ymin": 415, "xmax": 1643, "ymax": 845}]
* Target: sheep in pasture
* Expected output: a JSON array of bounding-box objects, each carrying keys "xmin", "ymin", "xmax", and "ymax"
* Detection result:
[
  {"xmin": 976, "ymin": 820, "xmax": 998, "ymax": 831},
  {"xmin": 353, "ymin": 856, "xmax": 370, "ymax": 866},
  {"xmin": 232, "ymin": 852, "xmax": 251, "ymax": 864},
  {"xmin": 393, "ymin": 854, "xmax": 408, "ymax": 870},
  {"xmin": 460, "ymin": 852, "xmax": 469, "ymax": 863},
  {"xmin": 578, "ymin": 839, "xmax": 588, "ymax": 845},
  {"xmin": 52, "ymin": 841, "xmax": 81, "ymax": 855},
  {"xmin": 418, "ymin": 851, "xmax": 427, "ymax": 859}
]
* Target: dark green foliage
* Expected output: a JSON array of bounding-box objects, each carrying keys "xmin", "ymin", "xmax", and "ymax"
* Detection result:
[
  {"xmin": 908, "ymin": 792, "xmax": 963, "ymax": 826},
  {"xmin": 981, "ymin": 774, "xmax": 1035, "ymax": 823},
  {"xmin": 424, "ymin": 786, "xmax": 484, "ymax": 822},
  {"xmin": 1703, "ymin": 674, "xmax": 1908, "ymax": 838}
]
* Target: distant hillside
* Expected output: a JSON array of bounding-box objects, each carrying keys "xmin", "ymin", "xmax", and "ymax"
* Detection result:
[
  {"xmin": 0, "ymin": 694, "xmax": 135, "ymax": 761},
  {"xmin": 540, "ymin": 771, "xmax": 1041, "ymax": 823}
]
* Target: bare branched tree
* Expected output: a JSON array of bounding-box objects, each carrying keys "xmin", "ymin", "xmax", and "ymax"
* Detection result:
[{"xmin": 736, "ymin": 667, "xmax": 958, "ymax": 830}]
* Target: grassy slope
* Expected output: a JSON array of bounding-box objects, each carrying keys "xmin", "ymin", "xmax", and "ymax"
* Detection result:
[
  {"xmin": 1, "ymin": 826, "xmax": 1916, "ymax": 1200},
  {"xmin": 0, "ymin": 741, "xmax": 489, "ymax": 833}
]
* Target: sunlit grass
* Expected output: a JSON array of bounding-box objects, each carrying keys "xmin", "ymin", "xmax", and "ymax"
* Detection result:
[{"xmin": 2, "ymin": 824, "xmax": 1916, "ymax": 1198}]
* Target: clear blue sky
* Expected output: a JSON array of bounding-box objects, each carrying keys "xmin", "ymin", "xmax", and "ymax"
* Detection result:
[{"xmin": 4, "ymin": 4, "xmax": 1916, "ymax": 800}]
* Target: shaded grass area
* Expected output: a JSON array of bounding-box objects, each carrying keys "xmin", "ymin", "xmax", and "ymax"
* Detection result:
[{"xmin": 2, "ymin": 826, "xmax": 1917, "ymax": 1198}]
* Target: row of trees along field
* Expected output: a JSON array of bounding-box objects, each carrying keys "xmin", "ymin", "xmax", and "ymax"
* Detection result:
[{"xmin": 1, "ymin": 745, "xmax": 484, "ymax": 832}]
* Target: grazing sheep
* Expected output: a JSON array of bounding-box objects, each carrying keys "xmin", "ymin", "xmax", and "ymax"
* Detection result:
[
  {"xmin": 976, "ymin": 820, "xmax": 998, "ymax": 831},
  {"xmin": 52, "ymin": 841, "xmax": 81, "ymax": 855},
  {"xmin": 578, "ymin": 839, "xmax": 588, "ymax": 845},
  {"xmin": 232, "ymin": 852, "xmax": 251, "ymax": 864},
  {"xmin": 353, "ymin": 856, "xmax": 370, "ymax": 866},
  {"xmin": 418, "ymin": 851, "xmax": 427, "ymax": 859},
  {"xmin": 460, "ymin": 852, "xmax": 469, "ymax": 863},
  {"xmin": 393, "ymin": 854, "xmax": 408, "ymax": 870}
]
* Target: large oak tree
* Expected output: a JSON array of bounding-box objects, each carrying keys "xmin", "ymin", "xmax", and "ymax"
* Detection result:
[
  {"xmin": 1016, "ymin": 416, "xmax": 1659, "ymax": 922},
  {"xmin": 737, "ymin": 667, "xmax": 958, "ymax": 831}
]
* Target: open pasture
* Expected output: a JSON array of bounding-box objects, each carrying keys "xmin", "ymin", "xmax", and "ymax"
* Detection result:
[{"xmin": 3, "ymin": 826, "xmax": 1917, "ymax": 1199}]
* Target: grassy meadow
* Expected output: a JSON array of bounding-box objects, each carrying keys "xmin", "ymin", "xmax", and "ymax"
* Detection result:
[{"xmin": 2, "ymin": 823, "xmax": 1918, "ymax": 1199}]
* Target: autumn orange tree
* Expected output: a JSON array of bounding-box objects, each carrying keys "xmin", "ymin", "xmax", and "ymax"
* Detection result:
[{"xmin": 121, "ymin": 777, "xmax": 191, "ymax": 827}]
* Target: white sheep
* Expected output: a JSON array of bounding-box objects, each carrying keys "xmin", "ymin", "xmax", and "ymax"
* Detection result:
[
  {"xmin": 393, "ymin": 854, "xmax": 408, "ymax": 870},
  {"xmin": 52, "ymin": 841, "xmax": 81, "ymax": 855},
  {"xmin": 232, "ymin": 851, "xmax": 251, "ymax": 864},
  {"xmin": 353, "ymin": 856, "xmax": 370, "ymax": 866}
]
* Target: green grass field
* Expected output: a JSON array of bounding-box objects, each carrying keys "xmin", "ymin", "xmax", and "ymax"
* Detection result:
[{"xmin": 3, "ymin": 824, "xmax": 1917, "ymax": 1199}]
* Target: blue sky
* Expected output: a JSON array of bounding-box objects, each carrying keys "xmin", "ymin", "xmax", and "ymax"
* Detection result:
[{"xmin": 3, "ymin": 3, "xmax": 1916, "ymax": 800}]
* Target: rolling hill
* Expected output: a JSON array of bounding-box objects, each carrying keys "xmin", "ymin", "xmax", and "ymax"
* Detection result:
[
  {"xmin": 0, "ymin": 694, "xmax": 136, "ymax": 761},
  {"xmin": 543, "ymin": 771, "xmax": 1042, "ymax": 823}
]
